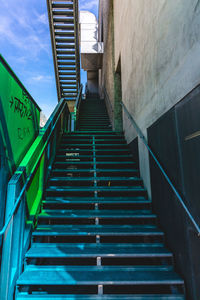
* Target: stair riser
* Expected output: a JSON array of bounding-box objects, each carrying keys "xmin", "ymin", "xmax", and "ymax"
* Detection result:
[
  {"xmin": 32, "ymin": 235, "xmax": 164, "ymax": 244},
  {"xmin": 38, "ymin": 217, "xmax": 157, "ymax": 226},
  {"xmin": 26, "ymin": 256, "xmax": 173, "ymax": 267},
  {"xmin": 51, "ymin": 170, "xmax": 139, "ymax": 177},
  {"xmin": 58, "ymin": 150, "xmax": 131, "ymax": 156},
  {"xmin": 48, "ymin": 180, "xmax": 143, "ymax": 187},
  {"xmin": 54, "ymin": 157, "xmax": 134, "ymax": 162},
  {"xmin": 53, "ymin": 163, "xmax": 137, "ymax": 169},
  {"xmin": 45, "ymin": 191, "xmax": 147, "ymax": 198},
  {"xmin": 42, "ymin": 203, "xmax": 151, "ymax": 211},
  {"xmin": 64, "ymin": 134, "xmax": 124, "ymax": 138},
  {"xmin": 17, "ymin": 283, "xmax": 184, "ymax": 295},
  {"xmin": 60, "ymin": 140, "xmax": 126, "ymax": 144}
]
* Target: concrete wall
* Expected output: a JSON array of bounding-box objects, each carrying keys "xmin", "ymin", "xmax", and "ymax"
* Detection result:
[
  {"xmin": 113, "ymin": 0, "xmax": 200, "ymax": 134},
  {"xmin": 112, "ymin": 0, "xmax": 200, "ymax": 196},
  {"xmin": 99, "ymin": 0, "xmax": 115, "ymax": 127},
  {"xmin": 99, "ymin": 0, "xmax": 200, "ymax": 193}
]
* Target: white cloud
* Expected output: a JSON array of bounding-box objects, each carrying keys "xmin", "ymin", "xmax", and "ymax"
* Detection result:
[
  {"xmin": 36, "ymin": 13, "xmax": 49, "ymax": 26},
  {"xmin": 31, "ymin": 75, "xmax": 53, "ymax": 82},
  {"xmin": 80, "ymin": 0, "xmax": 98, "ymax": 11},
  {"xmin": 0, "ymin": 2, "xmax": 50, "ymax": 58}
]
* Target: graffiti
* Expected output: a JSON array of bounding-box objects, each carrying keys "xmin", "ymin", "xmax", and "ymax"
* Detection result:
[
  {"xmin": 17, "ymin": 127, "xmax": 30, "ymax": 140},
  {"xmin": 22, "ymin": 90, "xmax": 30, "ymax": 104},
  {"xmin": 9, "ymin": 95, "xmax": 32, "ymax": 120}
]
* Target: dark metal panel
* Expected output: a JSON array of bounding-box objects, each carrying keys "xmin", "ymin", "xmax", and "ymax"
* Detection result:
[
  {"xmin": 147, "ymin": 85, "xmax": 200, "ymax": 300},
  {"xmin": 175, "ymin": 85, "xmax": 200, "ymax": 221}
]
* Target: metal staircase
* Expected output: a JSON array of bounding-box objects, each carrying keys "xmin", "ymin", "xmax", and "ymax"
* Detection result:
[
  {"xmin": 46, "ymin": 0, "xmax": 80, "ymax": 100},
  {"xmin": 15, "ymin": 97, "xmax": 185, "ymax": 299}
]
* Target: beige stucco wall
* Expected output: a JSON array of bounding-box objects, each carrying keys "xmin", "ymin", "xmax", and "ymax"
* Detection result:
[{"xmin": 99, "ymin": 0, "xmax": 200, "ymax": 195}]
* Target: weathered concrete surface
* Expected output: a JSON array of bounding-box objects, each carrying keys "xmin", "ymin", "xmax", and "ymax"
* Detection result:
[
  {"xmin": 113, "ymin": 0, "xmax": 200, "ymax": 139},
  {"xmin": 100, "ymin": 0, "xmax": 200, "ymax": 192},
  {"xmin": 98, "ymin": 0, "xmax": 115, "ymax": 127},
  {"xmin": 99, "ymin": 0, "xmax": 122, "ymax": 131}
]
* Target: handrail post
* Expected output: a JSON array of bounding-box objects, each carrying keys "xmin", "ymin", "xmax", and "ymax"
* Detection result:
[{"xmin": 0, "ymin": 168, "xmax": 26, "ymax": 300}]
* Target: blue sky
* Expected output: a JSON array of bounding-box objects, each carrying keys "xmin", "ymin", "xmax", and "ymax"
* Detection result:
[{"xmin": 0, "ymin": 0, "xmax": 98, "ymax": 118}]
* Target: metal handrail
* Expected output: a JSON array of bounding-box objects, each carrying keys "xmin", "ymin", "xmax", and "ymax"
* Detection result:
[
  {"xmin": 75, "ymin": 84, "xmax": 83, "ymax": 110},
  {"xmin": 121, "ymin": 101, "xmax": 200, "ymax": 236},
  {"xmin": 0, "ymin": 97, "xmax": 68, "ymax": 236}
]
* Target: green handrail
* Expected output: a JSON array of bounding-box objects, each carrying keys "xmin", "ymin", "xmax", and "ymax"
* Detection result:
[
  {"xmin": 0, "ymin": 93, "xmax": 75, "ymax": 299},
  {"xmin": 71, "ymin": 84, "xmax": 83, "ymax": 131},
  {"xmin": 0, "ymin": 97, "xmax": 68, "ymax": 236}
]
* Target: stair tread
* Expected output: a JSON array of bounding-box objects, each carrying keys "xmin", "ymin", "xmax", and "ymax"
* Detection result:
[
  {"xmin": 26, "ymin": 243, "xmax": 171, "ymax": 258},
  {"xmin": 60, "ymin": 143, "xmax": 127, "ymax": 146},
  {"xmin": 52, "ymin": 168, "xmax": 138, "ymax": 172},
  {"xmin": 17, "ymin": 265, "xmax": 184, "ymax": 285},
  {"xmin": 46, "ymin": 186, "xmax": 145, "ymax": 191},
  {"xmin": 43, "ymin": 196, "xmax": 149, "ymax": 203},
  {"xmin": 39, "ymin": 209, "xmax": 155, "ymax": 218},
  {"xmin": 49, "ymin": 177, "xmax": 141, "ymax": 181},
  {"xmin": 16, "ymin": 294, "xmax": 185, "ymax": 300},
  {"xmin": 33, "ymin": 224, "xmax": 163, "ymax": 236},
  {"xmin": 54, "ymin": 162, "xmax": 136, "ymax": 165},
  {"xmin": 56, "ymin": 155, "xmax": 131, "ymax": 158}
]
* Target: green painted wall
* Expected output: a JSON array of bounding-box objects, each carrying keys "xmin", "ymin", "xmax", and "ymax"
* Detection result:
[
  {"xmin": 0, "ymin": 55, "xmax": 41, "ymax": 237},
  {"xmin": 0, "ymin": 55, "xmax": 41, "ymax": 172}
]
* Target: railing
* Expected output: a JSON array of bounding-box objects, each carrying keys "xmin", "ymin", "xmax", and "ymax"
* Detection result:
[
  {"xmin": 121, "ymin": 101, "xmax": 200, "ymax": 236},
  {"xmin": 0, "ymin": 94, "xmax": 75, "ymax": 300},
  {"xmin": 71, "ymin": 84, "xmax": 83, "ymax": 131}
]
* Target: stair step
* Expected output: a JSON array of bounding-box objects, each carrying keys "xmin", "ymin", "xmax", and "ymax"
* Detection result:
[
  {"xmin": 33, "ymin": 224, "xmax": 163, "ymax": 237},
  {"xmin": 46, "ymin": 189, "xmax": 146, "ymax": 198},
  {"xmin": 53, "ymin": 161, "xmax": 136, "ymax": 165},
  {"xmin": 55, "ymin": 155, "xmax": 132, "ymax": 159},
  {"xmin": 58, "ymin": 150, "xmax": 131, "ymax": 156},
  {"xmin": 53, "ymin": 10, "xmax": 74, "ymax": 16},
  {"xmin": 59, "ymin": 141, "xmax": 127, "ymax": 144},
  {"xmin": 59, "ymin": 144, "xmax": 129, "ymax": 148},
  {"xmin": 42, "ymin": 197, "xmax": 151, "ymax": 210},
  {"xmin": 48, "ymin": 176, "xmax": 142, "ymax": 182},
  {"xmin": 63, "ymin": 134, "xmax": 124, "ymax": 138},
  {"xmin": 16, "ymin": 294, "xmax": 185, "ymax": 300},
  {"xmin": 25, "ymin": 242, "xmax": 173, "ymax": 265},
  {"xmin": 17, "ymin": 265, "xmax": 184, "ymax": 287},
  {"xmin": 39, "ymin": 209, "xmax": 154, "ymax": 216},
  {"xmin": 52, "ymin": 168, "xmax": 138, "ymax": 173},
  {"xmin": 38, "ymin": 210, "xmax": 156, "ymax": 225},
  {"xmin": 69, "ymin": 131, "xmax": 123, "ymax": 134},
  {"xmin": 43, "ymin": 196, "xmax": 149, "ymax": 203},
  {"xmin": 26, "ymin": 243, "xmax": 171, "ymax": 258}
]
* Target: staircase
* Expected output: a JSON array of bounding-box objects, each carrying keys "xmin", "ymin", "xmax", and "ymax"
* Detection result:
[
  {"xmin": 16, "ymin": 97, "xmax": 185, "ymax": 299},
  {"xmin": 46, "ymin": 0, "xmax": 80, "ymax": 100}
]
